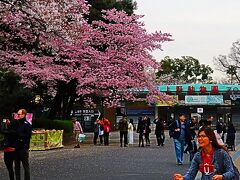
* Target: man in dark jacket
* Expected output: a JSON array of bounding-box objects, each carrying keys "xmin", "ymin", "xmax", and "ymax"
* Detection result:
[
  {"xmin": 118, "ymin": 115, "xmax": 128, "ymax": 147},
  {"xmin": 169, "ymin": 113, "xmax": 191, "ymax": 165},
  {"xmin": 15, "ymin": 109, "xmax": 32, "ymax": 180},
  {"xmin": 153, "ymin": 117, "xmax": 165, "ymax": 146}
]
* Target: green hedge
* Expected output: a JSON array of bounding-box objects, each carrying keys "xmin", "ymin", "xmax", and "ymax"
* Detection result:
[{"xmin": 32, "ymin": 118, "xmax": 72, "ymax": 134}]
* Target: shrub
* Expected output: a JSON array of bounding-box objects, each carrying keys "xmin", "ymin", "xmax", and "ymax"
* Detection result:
[{"xmin": 32, "ymin": 118, "xmax": 72, "ymax": 134}]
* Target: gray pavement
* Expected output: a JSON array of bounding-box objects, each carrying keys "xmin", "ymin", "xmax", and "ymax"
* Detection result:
[{"xmin": 0, "ymin": 131, "xmax": 239, "ymax": 180}]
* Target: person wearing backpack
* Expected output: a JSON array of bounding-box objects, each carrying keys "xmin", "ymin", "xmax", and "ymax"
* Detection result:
[
  {"xmin": 174, "ymin": 127, "xmax": 238, "ymax": 180},
  {"xmin": 118, "ymin": 115, "xmax": 129, "ymax": 147},
  {"xmin": 169, "ymin": 113, "xmax": 191, "ymax": 165}
]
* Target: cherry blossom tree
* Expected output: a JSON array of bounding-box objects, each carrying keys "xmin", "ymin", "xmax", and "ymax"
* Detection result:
[{"xmin": 0, "ymin": 0, "xmax": 172, "ymax": 118}]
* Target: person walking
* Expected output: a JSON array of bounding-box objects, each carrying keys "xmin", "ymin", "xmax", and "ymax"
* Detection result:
[
  {"xmin": 15, "ymin": 109, "xmax": 32, "ymax": 180},
  {"xmin": 153, "ymin": 117, "xmax": 165, "ymax": 146},
  {"xmin": 93, "ymin": 119, "xmax": 104, "ymax": 145},
  {"xmin": 137, "ymin": 116, "xmax": 145, "ymax": 147},
  {"xmin": 143, "ymin": 116, "xmax": 151, "ymax": 146},
  {"xmin": 118, "ymin": 115, "xmax": 128, "ymax": 147},
  {"xmin": 103, "ymin": 118, "xmax": 110, "ymax": 146},
  {"xmin": 184, "ymin": 117, "xmax": 198, "ymax": 161},
  {"xmin": 169, "ymin": 113, "xmax": 191, "ymax": 165},
  {"xmin": 72, "ymin": 117, "xmax": 83, "ymax": 148},
  {"xmin": 128, "ymin": 119, "xmax": 135, "ymax": 145},
  {"xmin": 1, "ymin": 118, "xmax": 18, "ymax": 180},
  {"xmin": 226, "ymin": 122, "xmax": 236, "ymax": 151},
  {"xmin": 174, "ymin": 127, "xmax": 235, "ymax": 180}
]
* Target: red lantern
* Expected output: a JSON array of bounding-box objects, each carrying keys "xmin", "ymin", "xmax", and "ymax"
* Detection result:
[
  {"xmin": 200, "ymin": 86, "xmax": 207, "ymax": 93},
  {"xmin": 211, "ymin": 86, "xmax": 218, "ymax": 93},
  {"xmin": 188, "ymin": 86, "xmax": 195, "ymax": 93},
  {"xmin": 176, "ymin": 86, "xmax": 182, "ymax": 93}
]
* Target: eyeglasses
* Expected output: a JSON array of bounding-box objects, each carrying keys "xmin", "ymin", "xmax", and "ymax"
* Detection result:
[
  {"xmin": 17, "ymin": 114, "xmax": 23, "ymax": 116},
  {"xmin": 197, "ymin": 135, "xmax": 208, "ymax": 139}
]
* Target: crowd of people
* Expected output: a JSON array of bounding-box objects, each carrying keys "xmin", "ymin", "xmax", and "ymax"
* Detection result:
[
  {"xmin": 170, "ymin": 114, "xmax": 239, "ymax": 180},
  {"xmin": 1, "ymin": 112, "xmax": 238, "ymax": 180},
  {"xmin": 88, "ymin": 115, "xmax": 165, "ymax": 148}
]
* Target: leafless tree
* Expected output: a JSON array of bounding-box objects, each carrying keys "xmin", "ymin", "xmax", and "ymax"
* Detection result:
[{"xmin": 214, "ymin": 40, "xmax": 240, "ymax": 83}]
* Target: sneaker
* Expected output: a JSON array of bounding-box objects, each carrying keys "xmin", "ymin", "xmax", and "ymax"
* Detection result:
[
  {"xmin": 74, "ymin": 145, "xmax": 80, "ymax": 148},
  {"xmin": 177, "ymin": 162, "xmax": 183, "ymax": 165}
]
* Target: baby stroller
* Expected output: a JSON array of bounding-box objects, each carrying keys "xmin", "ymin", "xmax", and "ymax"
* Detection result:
[{"xmin": 226, "ymin": 123, "xmax": 236, "ymax": 151}]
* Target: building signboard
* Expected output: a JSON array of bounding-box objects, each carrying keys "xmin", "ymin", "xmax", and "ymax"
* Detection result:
[
  {"xmin": 197, "ymin": 108, "xmax": 203, "ymax": 113},
  {"xmin": 156, "ymin": 95, "xmax": 178, "ymax": 106},
  {"xmin": 185, "ymin": 95, "xmax": 223, "ymax": 105}
]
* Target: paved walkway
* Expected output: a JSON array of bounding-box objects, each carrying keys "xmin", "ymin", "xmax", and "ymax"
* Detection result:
[
  {"xmin": 80, "ymin": 130, "xmax": 240, "ymax": 169},
  {"xmin": 0, "ymin": 131, "xmax": 239, "ymax": 180}
]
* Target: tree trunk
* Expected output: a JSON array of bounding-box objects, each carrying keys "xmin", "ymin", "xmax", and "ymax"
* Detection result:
[
  {"xmin": 48, "ymin": 81, "xmax": 66, "ymax": 119},
  {"xmin": 63, "ymin": 79, "xmax": 77, "ymax": 119}
]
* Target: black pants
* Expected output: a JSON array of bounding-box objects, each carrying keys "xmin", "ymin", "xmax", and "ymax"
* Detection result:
[
  {"xmin": 104, "ymin": 132, "xmax": 109, "ymax": 145},
  {"xmin": 120, "ymin": 131, "xmax": 128, "ymax": 146},
  {"xmin": 15, "ymin": 149, "xmax": 30, "ymax": 180},
  {"xmin": 156, "ymin": 132, "xmax": 165, "ymax": 146},
  {"xmin": 93, "ymin": 132, "xmax": 103, "ymax": 145},
  {"xmin": 145, "ymin": 133, "xmax": 150, "ymax": 145},
  {"xmin": 138, "ymin": 133, "xmax": 144, "ymax": 147},
  {"xmin": 4, "ymin": 151, "xmax": 16, "ymax": 180}
]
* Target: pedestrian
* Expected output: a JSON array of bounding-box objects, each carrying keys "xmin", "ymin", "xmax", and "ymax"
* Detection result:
[
  {"xmin": 153, "ymin": 117, "xmax": 165, "ymax": 146},
  {"xmin": 128, "ymin": 119, "xmax": 135, "ymax": 145},
  {"xmin": 1, "ymin": 118, "xmax": 18, "ymax": 180},
  {"xmin": 137, "ymin": 116, "xmax": 145, "ymax": 147},
  {"xmin": 226, "ymin": 122, "xmax": 236, "ymax": 151},
  {"xmin": 204, "ymin": 118, "xmax": 225, "ymax": 146},
  {"xmin": 184, "ymin": 117, "xmax": 198, "ymax": 161},
  {"xmin": 221, "ymin": 122, "xmax": 227, "ymax": 142},
  {"xmin": 72, "ymin": 117, "xmax": 83, "ymax": 148},
  {"xmin": 15, "ymin": 109, "xmax": 32, "ymax": 180},
  {"xmin": 169, "ymin": 113, "xmax": 191, "ymax": 165},
  {"xmin": 143, "ymin": 116, "xmax": 151, "ymax": 146},
  {"xmin": 216, "ymin": 119, "xmax": 224, "ymax": 138},
  {"xmin": 174, "ymin": 126, "xmax": 235, "ymax": 180},
  {"xmin": 93, "ymin": 119, "xmax": 104, "ymax": 145},
  {"xmin": 118, "ymin": 115, "xmax": 128, "ymax": 147},
  {"xmin": 103, "ymin": 118, "xmax": 110, "ymax": 146}
]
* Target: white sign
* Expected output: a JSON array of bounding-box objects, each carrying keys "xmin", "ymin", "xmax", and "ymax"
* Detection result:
[
  {"xmin": 185, "ymin": 95, "xmax": 223, "ymax": 105},
  {"xmin": 197, "ymin": 108, "xmax": 203, "ymax": 113}
]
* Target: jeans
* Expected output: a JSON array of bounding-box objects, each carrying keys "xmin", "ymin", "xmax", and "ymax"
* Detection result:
[
  {"xmin": 174, "ymin": 138, "xmax": 185, "ymax": 164},
  {"xmin": 15, "ymin": 149, "xmax": 30, "ymax": 180},
  {"xmin": 4, "ymin": 151, "xmax": 16, "ymax": 180}
]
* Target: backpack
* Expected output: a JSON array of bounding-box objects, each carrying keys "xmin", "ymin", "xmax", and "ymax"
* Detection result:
[{"xmin": 168, "ymin": 120, "xmax": 179, "ymax": 138}]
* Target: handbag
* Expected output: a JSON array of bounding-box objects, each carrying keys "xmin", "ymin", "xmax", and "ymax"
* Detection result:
[{"xmin": 78, "ymin": 134, "xmax": 86, "ymax": 143}]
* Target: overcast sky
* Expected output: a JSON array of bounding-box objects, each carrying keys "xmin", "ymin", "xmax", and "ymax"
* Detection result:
[{"xmin": 135, "ymin": 0, "xmax": 240, "ymax": 81}]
